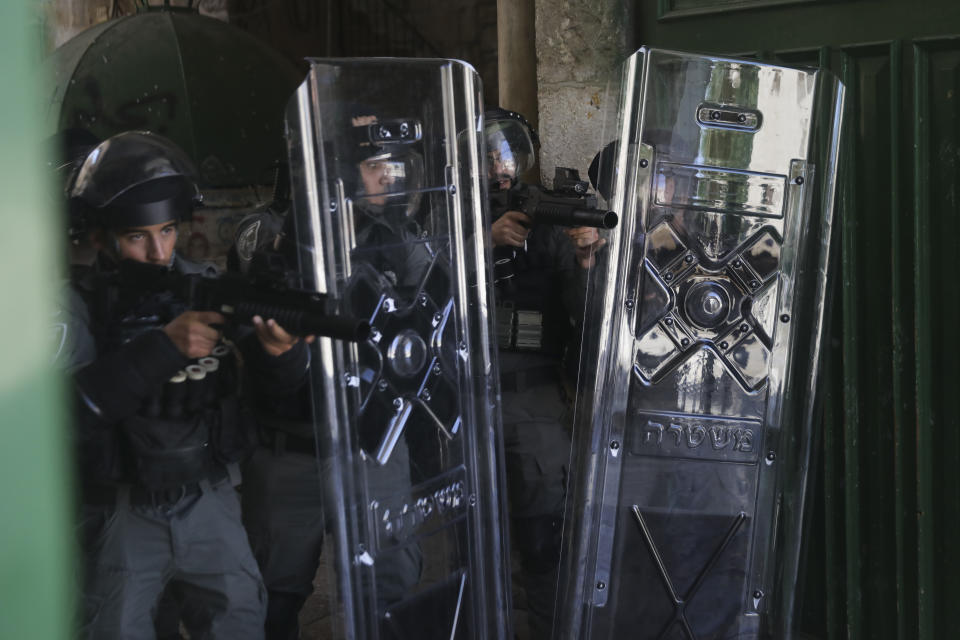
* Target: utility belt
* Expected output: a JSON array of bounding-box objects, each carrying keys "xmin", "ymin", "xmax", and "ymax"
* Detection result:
[
  {"xmin": 257, "ymin": 425, "xmax": 317, "ymax": 457},
  {"xmin": 82, "ymin": 463, "xmax": 235, "ymax": 508},
  {"xmin": 500, "ymin": 365, "xmax": 562, "ymax": 394}
]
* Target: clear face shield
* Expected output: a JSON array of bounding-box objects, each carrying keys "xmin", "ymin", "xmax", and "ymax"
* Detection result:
[
  {"xmin": 483, "ymin": 120, "xmax": 534, "ymax": 191},
  {"xmin": 354, "ymin": 149, "xmax": 424, "ymax": 218}
]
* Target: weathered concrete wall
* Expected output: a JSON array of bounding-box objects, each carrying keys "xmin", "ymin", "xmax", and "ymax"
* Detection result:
[
  {"xmin": 41, "ymin": 0, "xmax": 111, "ymax": 50},
  {"xmin": 534, "ymin": 0, "xmax": 631, "ymax": 186},
  {"xmin": 497, "ymin": 0, "xmax": 537, "ymax": 124}
]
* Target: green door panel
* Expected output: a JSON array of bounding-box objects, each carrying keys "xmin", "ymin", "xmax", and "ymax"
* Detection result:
[{"xmin": 0, "ymin": 1, "xmax": 71, "ymax": 638}]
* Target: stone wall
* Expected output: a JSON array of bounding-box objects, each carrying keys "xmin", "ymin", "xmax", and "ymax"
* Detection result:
[
  {"xmin": 39, "ymin": 0, "xmax": 109, "ymax": 52},
  {"xmin": 535, "ymin": 0, "xmax": 632, "ymax": 187}
]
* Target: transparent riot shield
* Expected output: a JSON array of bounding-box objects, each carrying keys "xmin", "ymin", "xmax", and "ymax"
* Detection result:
[
  {"xmin": 283, "ymin": 59, "xmax": 510, "ymax": 639},
  {"xmin": 560, "ymin": 49, "xmax": 844, "ymax": 639}
]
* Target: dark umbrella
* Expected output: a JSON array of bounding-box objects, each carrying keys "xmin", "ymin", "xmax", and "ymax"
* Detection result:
[{"xmin": 44, "ymin": 6, "xmax": 304, "ymax": 188}]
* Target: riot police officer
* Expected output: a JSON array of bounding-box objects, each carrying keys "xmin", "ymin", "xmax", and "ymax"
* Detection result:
[
  {"xmin": 485, "ymin": 108, "xmax": 605, "ymax": 639},
  {"xmin": 57, "ymin": 130, "xmax": 310, "ymax": 639},
  {"xmin": 239, "ymin": 108, "xmax": 424, "ymax": 639}
]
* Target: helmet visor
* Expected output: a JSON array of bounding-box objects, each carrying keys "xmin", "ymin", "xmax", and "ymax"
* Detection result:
[
  {"xmin": 355, "ymin": 150, "xmax": 424, "ymax": 215},
  {"xmin": 484, "ymin": 120, "xmax": 535, "ymax": 189}
]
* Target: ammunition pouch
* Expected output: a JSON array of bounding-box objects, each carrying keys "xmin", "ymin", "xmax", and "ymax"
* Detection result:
[
  {"xmin": 496, "ymin": 300, "xmax": 547, "ymax": 352},
  {"xmin": 123, "ymin": 395, "xmax": 256, "ymax": 490},
  {"xmin": 122, "ymin": 413, "xmax": 214, "ymax": 490}
]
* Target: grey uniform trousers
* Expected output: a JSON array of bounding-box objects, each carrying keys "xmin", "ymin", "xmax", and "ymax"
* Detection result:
[
  {"xmin": 77, "ymin": 475, "xmax": 266, "ymax": 639},
  {"xmin": 501, "ymin": 380, "xmax": 572, "ymax": 640},
  {"xmin": 241, "ymin": 438, "xmax": 423, "ymax": 638}
]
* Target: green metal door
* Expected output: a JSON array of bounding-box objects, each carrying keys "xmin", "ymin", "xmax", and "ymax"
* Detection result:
[{"xmin": 637, "ymin": 2, "xmax": 960, "ymax": 639}]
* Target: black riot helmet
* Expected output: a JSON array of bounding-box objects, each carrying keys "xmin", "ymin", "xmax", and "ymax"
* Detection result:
[
  {"xmin": 46, "ymin": 128, "xmax": 101, "ymax": 241},
  {"xmin": 343, "ymin": 108, "xmax": 425, "ymax": 219},
  {"xmin": 70, "ymin": 131, "xmax": 202, "ymax": 231},
  {"xmin": 483, "ymin": 107, "xmax": 538, "ymax": 191}
]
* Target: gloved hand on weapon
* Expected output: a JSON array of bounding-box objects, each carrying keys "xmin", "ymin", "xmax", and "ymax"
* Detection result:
[
  {"xmin": 251, "ymin": 315, "xmax": 316, "ymax": 357},
  {"xmin": 564, "ymin": 226, "xmax": 606, "ymax": 269},
  {"xmin": 491, "ymin": 209, "xmax": 605, "ymax": 269},
  {"xmin": 162, "ymin": 310, "xmax": 226, "ymax": 359},
  {"xmin": 162, "ymin": 310, "xmax": 313, "ymax": 359}
]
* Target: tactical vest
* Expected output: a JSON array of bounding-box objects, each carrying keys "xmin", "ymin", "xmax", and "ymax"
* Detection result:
[
  {"xmin": 81, "ymin": 259, "xmax": 253, "ymax": 490},
  {"xmin": 494, "ymin": 226, "xmax": 573, "ymax": 358},
  {"xmin": 247, "ymin": 380, "xmax": 316, "ymax": 444},
  {"xmin": 121, "ymin": 343, "xmax": 246, "ymax": 490}
]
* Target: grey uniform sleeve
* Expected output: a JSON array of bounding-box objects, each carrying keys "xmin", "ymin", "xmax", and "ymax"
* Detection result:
[
  {"xmin": 238, "ymin": 331, "xmax": 311, "ymax": 396},
  {"xmin": 73, "ymin": 330, "xmax": 189, "ymax": 423},
  {"xmin": 52, "ymin": 285, "xmax": 97, "ymax": 373},
  {"xmin": 53, "ymin": 281, "xmax": 190, "ymax": 432}
]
